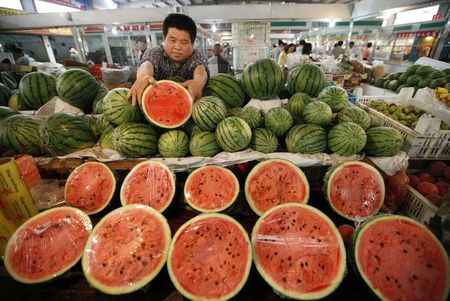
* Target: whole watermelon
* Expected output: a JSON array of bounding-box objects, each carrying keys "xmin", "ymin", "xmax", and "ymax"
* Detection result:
[
  {"xmin": 19, "ymin": 72, "xmax": 57, "ymax": 109},
  {"xmin": 102, "ymin": 88, "xmax": 142, "ymax": 125},
  {"xmin": 57, "ymin": 69, "xmax": 100, "ymax": 110},
  {"xmin": 287, "ymin": 64, "xmax": 326, "ymax": 97},
  {"xmin": 0, "ymin": 114, "xmax": 41, "ymax": 155},
  {"xmin": 241, "ymin": 58, "xmax": 284, "ymax": 100},
  {"xmin": 317, "ymin": 86, "xmax": 349, "ymax": 113},
  {"xmin": 112, "ymin": 122, "xmax": 159, "ymax": 157},
  {"xmin": 328, "ymin": 122, "xmax": 367, "ymax": 156},
  {"xmin": 264, "ymin": 107, "xmax": 293, "ymax": 138},
  {"xmin": 206, "ymin": 74, "xmax": 245, "ymax": 107},
  {"xmin": 364, "ymin": 127, "xmax": 403, "ymax": 157}
]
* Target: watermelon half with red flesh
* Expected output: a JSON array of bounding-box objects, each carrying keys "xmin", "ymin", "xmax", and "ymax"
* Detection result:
[
  {"xmin": 4, "ymin": 207, "xmax": 92, "ymax": 284},
  {"xmin": 184, "ymin": 165, "xmax": 239, "ymax": 213},
  {"xmin": 252, "ymin": 203, "xmax": 346, "ymax": 299},
  {"xmin": 120, "ymin": 160, "xmax": 175, "ymax": 212},
  {"xmin": 325, "ymin": 161, "xmax": 385, "ymax": 221},
  {"xmin": 141, "ymin": 80, "xmax": 193, "ymax": 129},
  {"xmin": 245, "ymin": 159, "xmax": 309, "ymax": 216},
  {"xmin": 352, "ymin": 215, "xmax": 449, "ymax": 301},
  {"xmin": 82, "ymin": 204, "xmax": 171, "ymax": 295},
  {"xmin": 64, "ymin": 162, "xmax": 116, "ymax": 215},
  {"xmin": 167, "ymin": 213, "xmax": 252, "ymax": 300}
]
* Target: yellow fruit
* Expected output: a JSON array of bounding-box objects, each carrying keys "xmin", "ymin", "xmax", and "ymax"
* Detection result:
[{"xmin": 435, "ymin": 87, "xmax": 448, "ymax": 94}]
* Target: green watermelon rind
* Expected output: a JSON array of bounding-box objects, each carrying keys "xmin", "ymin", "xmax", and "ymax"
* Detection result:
[
  {"xmin": 325, "ymin": 161, "xmax": 385, "ymax": 221},
  {"xmin": 350, "ymin": 214, "xmax": 450, "ymax": 301},
  {"xmin": 4, "ymin": 207, "xmax": 92, "ymax": 284},
  {"xmin": 64, "ymin": 162, "xmax": 117, "ymax": 215},
  {"xmin": 245, "ymin": 159, "xmax": 310, "ymax": 216},
  {"xmin": 82, "ymin": 204, "xmax": 171, "ymax": 295},
  {"xmin": 184, "ymin": 165, "xmax": 240, "ymax": 213},
  {"xmin": 120, "ymin": 160, "xmax": 176, "ymax": 212},
  {"xmin": 141, "ymin": 80, "xmax": 193, "ymax": 129},
  {"xmin": 167, "ymin": 213, "xmax": 252, "ymax": 300},
  {"xmin": 251, "ymin": 203, "xmax": 347, "ymax": 300}
]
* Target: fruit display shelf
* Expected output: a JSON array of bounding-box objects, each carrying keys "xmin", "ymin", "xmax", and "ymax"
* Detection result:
[{"xmin": 357, "ymin": 95, "xmax": 450, "ymax": 159}]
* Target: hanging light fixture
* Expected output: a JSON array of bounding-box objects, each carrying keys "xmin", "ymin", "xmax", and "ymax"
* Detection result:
[{"xmin": 212, "ymin": 23, "xmax": 217, "ymax": 33}]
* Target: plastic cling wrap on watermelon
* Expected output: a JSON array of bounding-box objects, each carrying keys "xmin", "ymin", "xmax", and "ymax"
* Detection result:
[
  {"xmin": 4, "ymin": 207, "xmax": 92, "ymax": 284},
  {"xmin": 324, "ymin": 161, "xmax": 385, "ymax": 222},
  {"xmin": 252, "ymin": 203, "xmax": 346, "ymax": 300},
  {"xmin": 120, "ymin": 160, "xmax": 176, "ymax": 212},
  {"xmin": 167, "ymin": 213, "xmax": 252, "ymax": 300},
  {"xmin": 184, "ymin": 165, "xmax": 240, "ymax": 213},
  {"xmin": 82, "ymin": 205, "xmax": 171, "ymax": 295}
]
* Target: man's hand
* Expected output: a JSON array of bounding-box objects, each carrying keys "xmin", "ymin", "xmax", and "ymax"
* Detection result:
[
  {"xmin": 182, "ymin": 79, "xmax": 204, "ymax": 101},
  {"xmin": 127, "ymin": 74, "xmax": 155, "ymax": 107}
]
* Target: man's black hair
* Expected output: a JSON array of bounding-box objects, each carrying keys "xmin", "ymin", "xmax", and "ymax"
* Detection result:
[
  {"xmin": 163, "ymin": 13, "xmax": 197, "ymax": 44},
  {"xmin": 302, "ymin": 43, "xmax": 312, "ymax": 55},
  {"xmin": 299, "ymin": 39, "xmax": 306, "ymax": 46},
  {"xmin": 367, "ymin": 42, "xmax": 373, "ymax": 48},
  {"xmin": 337, "ymin": 41, "xmax": 344, "ymax": 46}
]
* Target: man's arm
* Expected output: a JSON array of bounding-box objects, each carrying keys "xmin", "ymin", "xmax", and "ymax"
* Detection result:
[
  {"xmin": 127, "ymin": 61, "xmax": 155, "ymax": 106},
  {"xmin": 182, "ymin": 65, "xmax": 208, "ymax": 101}
]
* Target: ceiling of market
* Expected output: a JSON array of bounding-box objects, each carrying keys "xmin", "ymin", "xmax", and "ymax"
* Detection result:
[{"xmin": 110, "ymin": 0, "xmax": 359, "ymax": 7}]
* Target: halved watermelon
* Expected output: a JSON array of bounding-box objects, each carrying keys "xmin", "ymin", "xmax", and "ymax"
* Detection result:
[
  {"xmin": 245, "ymin": 159, "xmax": 309, "ymax": 216},
  {"xmin": 252, "ymin": 203, "xmax": 346, "ymax": 299},
  {"xmin": 120, "ymin": 160, "xmax": 175, "ymax": 212},
  {"xmin": 184, "ymin": 165, "xmax": 239, "ymax": 213},
  {"xmin": 82, "ymin": 204, "xmax": 171, "ymax": 295},
  {"xmin": 141, "ymin": 80, "xmax": 193, "ymax": 129},
  {"xmin": 325, "ymin": 161, "xmax": 385, "ymax": 221},
  {"xmin": 64, "ymin": 162, "xmax": 116, "ymax": 215},
  {"xmin": 4, "ymin": 207, "xmax": 92, "ymax": 284},
  {"xmin": 167, "ymin": 213, "xmax": 252, "ymax": 300},
  {"xmin": 352, "ymin": 215, "xmax": 449, "ymax": 301}
]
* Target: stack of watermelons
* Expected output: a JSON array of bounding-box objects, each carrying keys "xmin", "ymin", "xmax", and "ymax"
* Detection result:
[{"xmin": 374, "ymin": 65, "xmax": 450, "ymax": 94}]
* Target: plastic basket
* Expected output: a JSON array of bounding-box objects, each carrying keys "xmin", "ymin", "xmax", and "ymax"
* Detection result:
[
  {"xmin": 357, "ymin": 96, "xmax": 450, "ymax": 158},
  {"xmin": 403, "ymin": 185, "xmax": 438, "ymax": 224}
]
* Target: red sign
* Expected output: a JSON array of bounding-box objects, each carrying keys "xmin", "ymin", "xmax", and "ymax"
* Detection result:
[
  {"xmin": 432, "ymin": 13, "xmax": 441, "ymax": 21},
  {"xmin": 396, "ymin": 31, "xmax": 436, "ymax": 38},
  {"xmin": 84, "ymin": 24, "xmax": 163, "ymax": 33}
]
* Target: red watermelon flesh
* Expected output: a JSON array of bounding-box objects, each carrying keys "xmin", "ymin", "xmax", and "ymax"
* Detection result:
[
  {"xmin": 65, "ymin": 162, "xmax": 116, "ymax": 215},
  {"xmin": 252, "ymin": 203, "xmax": 346, "ymax": 299},
  {"xmin": 120, "ymin": 161, "xmax": 175, "ymax": 212},
  {"xmin": 5, "ymin": 207, "xmax": 92, "ymax": 283},
  {"xmin": 184, "ymin": 165, "xmax": 239, "ymax": 212},
  {"xmin": 354, "ymin": 216, "xmax": 449, "ymax": 301},
  {"xmin": 327, "ymin": 162, "xmax": 385, "ymax": 221},
  {"xmin": 82, "ymin": 205, "xmax": 171, "ymax": 294},
  {"xmin": 141, "ymin": 80, "xmax": 193, "ymax": 128},
  {"xmin": 245, "ymin": 159, "xmax": 309, "ymax": 216},
  {"xmin": 168, "ymin": 214, "xmax": 251, "ymax": 300}
]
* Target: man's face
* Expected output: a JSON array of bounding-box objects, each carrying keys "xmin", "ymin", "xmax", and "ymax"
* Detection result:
[{"xmin": 163, "ymin": 28, "xmax": 193, "ymax": 62}]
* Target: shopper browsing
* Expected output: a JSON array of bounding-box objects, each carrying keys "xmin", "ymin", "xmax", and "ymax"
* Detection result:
[{"xmin": 128, "ymin": 13, "xmax": 209, "ymax": 106}]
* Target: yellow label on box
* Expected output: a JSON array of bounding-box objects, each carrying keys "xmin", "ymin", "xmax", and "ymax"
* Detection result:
[
  {"xmin": 0, "ymin": 209, "xmax": 16, "ymax": 259},
  {"xmin": 0, "ymin": 158, "xmax": 38, "ymax": 226}
]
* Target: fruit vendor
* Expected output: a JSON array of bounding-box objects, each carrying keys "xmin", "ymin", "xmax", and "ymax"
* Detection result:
[{"xmin": 128, "ymin": 13, "xmax": 209, "ymax": 105}]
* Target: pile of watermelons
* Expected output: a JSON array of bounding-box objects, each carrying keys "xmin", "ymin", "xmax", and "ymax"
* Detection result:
[{"xmin": 374, "ymin": 65, "xmax": 450, "ymax": 94}]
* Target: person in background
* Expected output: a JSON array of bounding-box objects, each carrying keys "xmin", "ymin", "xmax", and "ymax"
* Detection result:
[
  {"xmin": 347, "ymin": 41, "xmax": 361, "ymax": 60},
  {"xmin": 136, "ymin": 37, "xmax": 148, "ymax": 61},
  {"xmin": 330, "ymin": 41, "xmax": 345, "ymax": 58},
  {"xmin": 128, "ymin": 13, "xmax": 209, "ymax": 105},
  {"xmin": 279, "ymin": 43, "xmax": 295, "ymax": 66},
  {"xmin": 297, "ymin": 39, "xmax": 306, "ymax": 55},
  {"xmin": 273, "ymin": 39, "xmax": 285, "ymax": 63},
  {"xmin": 69, "ymin": 47, "xmax": 82, "ymax": 62},
  {"xmin": 362, "ymin": 42, "xmax": 373, "ymax": 60},
  {"xmin": 208, "ymin": 43, "xmax": 232, "ymax": 76}
]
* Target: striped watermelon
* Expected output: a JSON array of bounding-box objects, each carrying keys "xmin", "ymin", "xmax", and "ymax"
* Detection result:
[
  {"xmin": 241, "ymin": 58, "xmax": 284, "ymax": 100},
  {"xmin": 192, "ymin": 96, "xmax": 227, "ymax": 131},
  {"xmin": 56, "ymin": 69, "xmax": 100, "ymax": 110},
  {"xmin": 206, "ymin": 74, "xmax": 245, "ymax": 107},
  {"xmin": 285, "ymin": 124, "xmax": 327, "ymax": 154},
  {"xmin": 102, "ymin": 88, "xmax": 142, "ymax": 125},
  {"xmin": 227, "ymin": 107, "xmax": 243, "ymax": 117},
  {"xmin": 0, "ymin": 83, "xmax": 12, "ymax": 106},
  {"xmin": 317, "ymin": 86, "xmax": 349, "ymax": 113},
  {"xmin": 83, "ymin": 114, "xmax": 111, "ymax": 137},
  {"xmin": 302, "ymin": 101, "xmax": 332, "ymax": 126},
  {"xmin": 328, "ymin": 122, "xmax": 367, "ymax": 156},
  {"xmin": 19, "ymin": 72, "xmax": 57, "ymax": 109},
  {"xmin": 337, "ymin": 107, "xmax": 371, "ymax": 130},
  {"xmin": 0, "ymin": 106, "xmax": 19, "ymax": 122},
  {"xmin": 8, "ymin": 90, "xmax": 22, "ymax": 111},
  {"xmin": 364, "ymin": 127, "xmax": 404, "ymax": 157},
  {"xmin": 112, "ymin": 123, "xmax": 159, "ymax": 158},
  {"xmin": 189, "ymin": 131, "xmax": 221, "ymax": 157},
  {"xmin": 264, "ymin": 107, "xmax": 293, "ymax": 137},
  {"xmin": 92, "ymin": 89, "xmax": 108, "ymax": 114},
  {"xmin": 0, "ymin": 114, "xmax": 41, "ymax": 155},
  {"xmin": 40, "ymin": 112, "xmax": 96, "ymax": 156},
  {"xmin": 158, "ymin": 130, "xmax": 190, "ymax": 158},
  {"xmin": 287, "ymin": 64, "xmax": 326, "ymax": 97},
  {"xmin": 286, "ymin": 92, "xmax": 311, "ymax": 122},
  {"xmin": 99, "ymin": 126, "xmax": 115, "ymax": 149},
  {"xmin": 215, "ymin": 117, "xmax": 252, "ymax": 152},
  {"xmin": 235, "ymin": 106, "xmax": 262, "ymax": 129},
  {"xmin": 250, "ymin": 128, "xmax": 278, "ymax": 153},
  {"xmin": 141, "ymin": 80, "xmax": 193, "ymax": 129}
]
